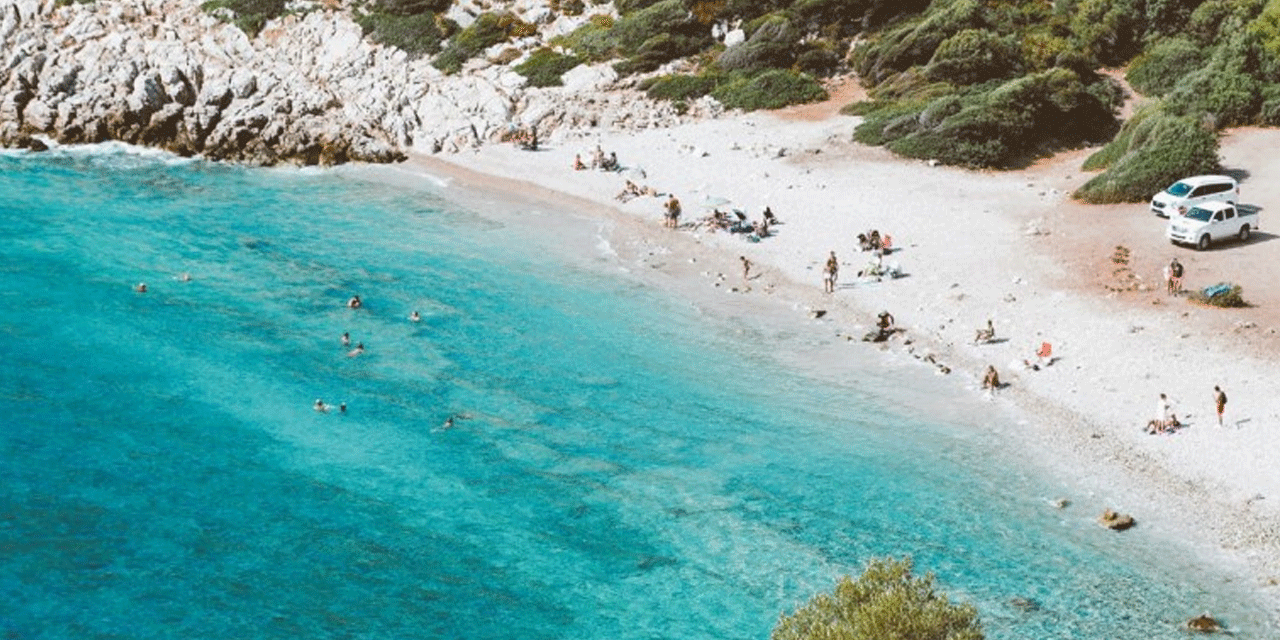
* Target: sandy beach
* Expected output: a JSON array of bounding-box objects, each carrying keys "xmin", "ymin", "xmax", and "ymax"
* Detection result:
[{"xmin": 404, "ymin": 81, "xmax": 1280, "ymax": 613}]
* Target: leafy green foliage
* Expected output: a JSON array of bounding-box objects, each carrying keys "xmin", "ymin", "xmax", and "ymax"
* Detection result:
[
  {"xmin": 1075, "ymin": 103, "xmax": 1221, "ymax": 203},
  {"xmin": 514, "ymin": 48, "xmax": 583, "ymax": 87},
  {"xmin": 368, "ymin": 0, "xmax": 449, "ymax": 16},
  {"xmin": 201, "ymin": 0, "xmax": 287, "ymax": 37},
  {"xmin": 1126, "ymin": 37, "xmax": 1205, "ymax": 96},
  {"xmin": 643, "ymin": 72, "xmax": 724, "ymax": 101},
  {"xmin": 354, "ymin": 11, "xmax": 445, "ymax": 56},
  {"xmin": 711, "ymin": 69, "xmax": 828, "ymax": 110},
  {"xmin": 851, "ymin": 0, "xmax": 983, "ymax": 84},
  {"xmin": 855, "ymin": 68, "xmax": 1119, "ymax": 168},
  {"xmin": 771, "ymin": 557, "xmax": 983, "ymax": 640},
  {"xmin": 433, "ymin": 12, "xmax": 536, "ymax": 74},
  {"xmin": 924, "ymin": 28, "xmax": 1023, "ymax": 85},
  {"xmin": 717, "ymin": 12, "xmax": 802, "ymax": 72}
]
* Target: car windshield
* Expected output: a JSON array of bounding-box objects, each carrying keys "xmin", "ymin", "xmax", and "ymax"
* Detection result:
[
  {"xmin": 1185, "ymin": 207, "xmax": 1214, "ymax": 221},
  {"xmin": 1166, "ymin": 181, "xmax": 1193, "ymax": 196}
]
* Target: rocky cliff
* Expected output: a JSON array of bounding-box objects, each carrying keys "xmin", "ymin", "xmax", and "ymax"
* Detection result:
[{"xmin": 0, "ymin": 0, "xmax": 709, "ymax": 164}]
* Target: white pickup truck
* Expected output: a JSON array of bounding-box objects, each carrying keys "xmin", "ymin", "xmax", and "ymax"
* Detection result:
[{"xmin": 1167, "ymin": 202, "xmax": 1258, "ymax": 250}]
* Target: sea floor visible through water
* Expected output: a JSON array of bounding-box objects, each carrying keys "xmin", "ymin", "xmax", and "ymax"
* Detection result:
[{"xmin": 0, "ymin": 145, "xmax": 1273, "ymax": 639}]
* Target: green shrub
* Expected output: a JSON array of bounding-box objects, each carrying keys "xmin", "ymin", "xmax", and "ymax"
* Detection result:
[
  {"xmin": 550, "ymin": 0, "xmax": 585, "ymax": 15},
  {"xmin": 553, "ymin": 19, "xmax": 618, "ymax": 61},
  {"xmin": 613, "ymin": 0, "xmax": 700, "ymax": 54},
  {"xmin": 771, "ymin": 557, "xmax": 983, "ymax": 640},
  {"xmin": 616, "ymin": 0, "xmax": 665, "ymax": 13},
  {"xmin": 1163, "ymin": 36, "xmax": 1264, "ymax": 126},
  {"xmin": 355, "ymin": 11, "xmax": 445, "ymax": 56},
  {"xmin": 368, "ymin": 0, "xmax": 449, "ymax": 16},
  {"xmin": 861, "ymin": 68, "xmax": 1118, "ymax": 168},
  {"xmin": 201, "ymin": 0, "xmax": 287, "ymax": 37},
  {"xmin": 851, "ymin": 0, "xmax": 983, "ymax": 84},
  {"xmin": 1067, "ymin": 0, "xmax": 1145, "ymax": 65},
  {"xmin": 796, "ymin": 42, "xmax": 841, "ymax": 76},
  {"xmin": 717, "ymin": 12, "xmax": 801, "ymax": 71},
  {"xmin": 1075, "ymin": 104, "xmax": 1221, "ymax": 203},
  {"xmin": 1126, "ymin": 37, "xmax": 1204, "ymax": 96},
  {"xmin": 1188, "ymin": 283, "xmax": 1247, "ymax": 307},
  {"xmin": 615, "ymin": 33, "xmax": 708, "ymax": 74},
  {"xmin": 644, "ymin": 72, "xmax": 723, "ymax": 101},
  {"xmin": 711, "ymin": 69, "xmax": 827, "ymax": 110},
  {"xmin": 924, "ymin": 28, "xmax": 1023, "ymax": 85},
  {"xmin": 514, "ymin": 48, "xmax": 582, "ymax": 87},
  {"xmin": 433, "ymin": 11, "xmax": 535, "ymax": 74}
]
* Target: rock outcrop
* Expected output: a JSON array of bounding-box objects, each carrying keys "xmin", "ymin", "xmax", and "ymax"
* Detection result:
[{"xmin": 0, "ymin": 0, "xmax": 709, "ymax": 165}]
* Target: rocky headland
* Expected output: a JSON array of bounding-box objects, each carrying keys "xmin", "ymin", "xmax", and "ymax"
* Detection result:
[{"xmin": 0, "ymin": 0, "xmax": 703, "ymax": 164}]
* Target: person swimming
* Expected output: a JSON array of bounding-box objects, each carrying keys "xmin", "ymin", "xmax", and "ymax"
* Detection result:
[
  {"xmin": 347, "ymin": 342, "xmax": 365, "ymax": 357},
  {"xmin": 314, "ymin": 399, "xmax": 329, "ymax": 413},
  {"xmin": 347, "ymin": 295, "xmax": 362, "ymax": 309},
  {"xmin": 410, "ymin": 311, "xmax": 421, "ymax": 322},
  {"xmin": 341, "ymin": 332, "xmax": 351, "ymax": 347},
  {"xmin": 134, "ymin": 282, "xmax": 147, "ymax": 293}
]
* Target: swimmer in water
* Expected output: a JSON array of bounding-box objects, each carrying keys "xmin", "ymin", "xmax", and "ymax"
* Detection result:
[
  {"xmin": 347, "ymin": 295, "xmax": 362, "ymax": 309},
  {"xmin": 410, "ymin": 311, "xmax": 421, "ymax": 322},
  {"xmin": 314, "ymin": 399, "xmax": 329, "ymax": 413},
  {"xmin": 179, "ymin": 272, "xmax": 191, "ymax": 282},
  {"xmin": 338, "ymin": 402, "xmax": 346, "ymax": 414},
  {"xmin": 347, "ymin": 342, "xmax": 365, "ymax": 357},
  {"xmin": 341, "ymin": 332, "xmax": 351, "ymax": 347},
  {"xmin": 134, "ymin": 282, "xmax": 147, "ymax": 293}
]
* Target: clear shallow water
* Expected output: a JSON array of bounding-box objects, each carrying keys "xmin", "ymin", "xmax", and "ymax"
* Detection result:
[{"xmin": 0, "ymin": 146, "xmax": 1270, "ymax": 639}]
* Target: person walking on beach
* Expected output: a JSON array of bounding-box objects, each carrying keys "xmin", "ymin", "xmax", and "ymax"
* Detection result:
[
  {"xmin": 1169, "ymin": 258, "xmax": 1183, "ymax": 295},
  {"xmin": 1156, "ymin": 393, "xmax": 1172, "ymax": 431},
  {"xmin": 1213, "ymin": 385, "xmax": 1227, "ymax": 426},
  {"xmin": 664, "ymin": 196, "xmax": 682, "ymax": 229},
  {"xmin": 823, "ymin": 251, "xmax": 838, "ymax": 293},
  {"xmin": 740, "ymin": 256, "xmax": 752, "ymax": 280}
]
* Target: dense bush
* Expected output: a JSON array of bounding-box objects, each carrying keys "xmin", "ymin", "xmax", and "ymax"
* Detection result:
[
  {"xmin": 924, "ymin": 28, "xmax": 1022, "ymax": 85},
  {"xmin": 711, "ymin": 69, "xmax": 827, "ymax": 110},
  {"xmin": 201, "ymin": 0, "xmax": 287, "ymax": 37},
  {"xmin": 643, "ymin": 72, "xmax": 723, "ymax": 101},
  {"xmin": 612, "ymin": 0, "xmax": 703, "ymax": 54},
  {"xmin": 856, "ymin": 68, "xmax": 1119, "ymax": 168},
  {"xmin": 1066, "ymin": 0, "xmax": 1145, "ymax": 66},
  {"xmin": 1126, "ymin": 37, "xmax": 1205, "ymax": 97},
  {"xmin": 355, "ymin": 12, "xmax": 445, "ymax": 56},
  {"xmin": 552, "ymin": 18, "xmax": 617, "ymax": 62},
  {"xmin": 851, "ymin": 0, "xmax": 983, "ymax": 84},
  {"xmin": 433, "ymin": 12, "xmax": 535, "ymax": 74},
  {"xmin": 514, "ymin": 48, "xmax": 582, "ymax": 87},
  {"xmin": 771, "ymin": 557, "xmax": 983, "ymax": 640},
  {"xmin": 717, "ymin": 13, "xmax": 801, "ymax": 72},
  {"xmin": 1075, "ymin": 103, "xmax": 1221, "ymax": 203},
  {"xmin": 368, "ymin": 0, "xmax": 449, "ymax": 16}
]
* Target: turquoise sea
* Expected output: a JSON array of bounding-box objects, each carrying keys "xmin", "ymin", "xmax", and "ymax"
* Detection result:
[{"xmin": 0, "ymin": 145, "xmax": 1272, "ymax": 639}]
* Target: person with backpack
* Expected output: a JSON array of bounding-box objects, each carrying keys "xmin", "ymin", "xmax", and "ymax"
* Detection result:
[{"xmin": 1167, "ymin": 258, "xmax": 1184, "ymax": 295}]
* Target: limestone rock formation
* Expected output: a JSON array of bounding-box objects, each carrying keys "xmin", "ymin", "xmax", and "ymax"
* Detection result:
[{"xmin": 0, "ymin": 0, "xmax": 698, "ymax": 165}]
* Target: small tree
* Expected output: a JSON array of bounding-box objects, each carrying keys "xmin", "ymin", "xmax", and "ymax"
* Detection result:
[{"xmin": 772, "ymin": 556, "xmax": 983, "ymax": 640}]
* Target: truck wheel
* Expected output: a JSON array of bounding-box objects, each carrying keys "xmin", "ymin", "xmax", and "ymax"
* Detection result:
[
  {"xmin": 1197, "ymin": 234, "xmax": 1211, "ymax": 251},
  {"xmin": 1239, "ymin": 225, "xmax": 1250, "ymax": 242}
]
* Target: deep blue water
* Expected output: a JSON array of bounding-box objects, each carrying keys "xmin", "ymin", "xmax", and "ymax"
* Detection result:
[{"xmin": 0, "ymin": 145, "xmax": 1271, "ymax": 639}]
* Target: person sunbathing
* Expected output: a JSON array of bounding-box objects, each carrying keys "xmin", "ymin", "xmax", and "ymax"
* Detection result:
[{"xmin": 974, "ymin": 319, "xmax": 995, "ymax": 344}]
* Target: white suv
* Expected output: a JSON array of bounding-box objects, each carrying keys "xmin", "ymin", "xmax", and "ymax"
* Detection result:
[{"xmin": 1150, "ymin": 175, "xmax": 1239, "ymax": 217}]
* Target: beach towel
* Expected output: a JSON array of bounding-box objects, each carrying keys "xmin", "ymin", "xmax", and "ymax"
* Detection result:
[
  {"xmin": 1037, "ymin": 342, "xmax": 1052, "ymax": 359},
  {"xmin": 1203, "ymin": 283, "xmax": 1232, "ymax": 298}
]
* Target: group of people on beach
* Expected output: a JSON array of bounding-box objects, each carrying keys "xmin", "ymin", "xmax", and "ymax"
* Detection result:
[
  {"xmin": 1147, "ymin": 386, "xmax": 1229, "ymax": 433},
  {"xmin": 574, "ymin": 144, "xmax": 619, "ymax": 172}
]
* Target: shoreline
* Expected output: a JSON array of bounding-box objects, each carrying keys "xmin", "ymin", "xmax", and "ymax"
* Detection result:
[{"xmin": 399, "ymin": 105, "xmax": 1280, "ymax": 619}]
